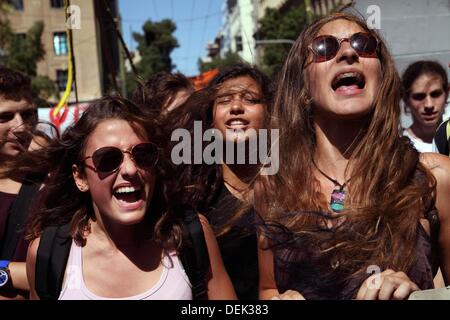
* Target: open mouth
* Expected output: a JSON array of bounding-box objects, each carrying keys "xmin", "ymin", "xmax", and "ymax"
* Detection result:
[
  {"xmin": 112, "ymin": 185, "xmax": 144, "ymax": 207},
  {"xmin": 225, "ymin": 118, "xmax": 249, "ymax": 130},
  {"xmin": 331, "ymin": 71, "xmax": 366, "ymax": 92}
]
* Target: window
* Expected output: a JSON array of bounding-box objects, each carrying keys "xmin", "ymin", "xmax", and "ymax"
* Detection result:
[
  {"xmin": 56, "ymin": 70, "xmax": 68, "ymax": 92},
  {"xmin": 15, "ymin": 33, "xmax": 26, "ymax": 41},
  {"xmin": 235, "ymin": 36, "xmax": 243, "ymax": 52},
  {"xmin": 8, "ymin": 0, "xmax": 24, "ymax": 10},
  {"xmin": 50, "ymin": 0, "xmax": 64, "ymax": 8},
  {"xmin": 53, "ymin": 32, "xmax": 68, "ymax": 55}
]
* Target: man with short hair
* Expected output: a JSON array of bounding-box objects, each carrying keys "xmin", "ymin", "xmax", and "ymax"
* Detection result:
[{"xmin": 0, "ymin": 67, "xmax": 38, "ymax": 299}]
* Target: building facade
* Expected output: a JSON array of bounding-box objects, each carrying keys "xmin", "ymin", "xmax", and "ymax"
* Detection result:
[{"xmin": 7, "ymin": 0, "xmax": 124, "ymax": 104}]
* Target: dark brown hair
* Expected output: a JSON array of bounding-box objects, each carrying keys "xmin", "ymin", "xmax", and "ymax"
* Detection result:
[
  {"xmin": 0, "ymin": 67, "xmax": 32, "ymax": 102},
  {"xmin": 132, "ymin": 71, "xmax": 194, "ymax": 113},
  {"xmin": 402, "ymin": 60, "xmax": 449, "ymax": 107},
  {"xmin": 256, "ymin": 12, "xmax": 436, "ymax": 275},
  {"xmin": 3, "ymin": 96, "xmax": 184, "ymax": 251}
]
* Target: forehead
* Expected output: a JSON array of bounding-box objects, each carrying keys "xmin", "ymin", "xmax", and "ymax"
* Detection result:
[
  {"xmin": 411, "ymin": 74, "xmax": 445, "ymax": 92},
  {"xmin": 85, "ymin": 119, "xmax": 147, "ymax": 152},
  {"xmin": 317, "ymin": 19, "xmax": 365, "ymax": 38},
  {"xmin": 0, "ymin": 96, "xmax": 33, "ymax": 112},
  {"xmin": 217, "ymin": 76, "xmax": 261, "ymax": 95}
]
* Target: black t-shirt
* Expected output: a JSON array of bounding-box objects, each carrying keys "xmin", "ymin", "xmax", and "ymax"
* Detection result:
[
  {"xmin": 0, "ymin": 191, "xmax": 29, "ymax": 262},
  {"xmin": 204, "ymin": 184, "xmax": 259, "ymax": 300}
]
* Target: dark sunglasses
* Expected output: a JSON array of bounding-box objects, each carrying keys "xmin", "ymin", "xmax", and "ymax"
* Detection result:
[
  {"xmin": 411, "ymin": 89, "xmax": 445, "ymax": 101},
  {"xmin": 309, "ymin": 32, "xmax": 379, "ymax": 63},
  {"xmin": 82, "ymin": 142, "xmax": 158, "ymax": 174},
  {"xmin": 0, "ymin": 108, "xmax": 37, "ymax": 124}
]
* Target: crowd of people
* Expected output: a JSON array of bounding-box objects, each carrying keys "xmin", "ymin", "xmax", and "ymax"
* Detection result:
[{"xmin": 0, "ymin": 10, "xmax": 449, "ymax": 300}]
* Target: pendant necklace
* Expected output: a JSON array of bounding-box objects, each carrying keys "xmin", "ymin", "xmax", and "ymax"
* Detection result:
[{"xmin": 312, "ymin": 160, "xmax": 352, "ymax": 213}]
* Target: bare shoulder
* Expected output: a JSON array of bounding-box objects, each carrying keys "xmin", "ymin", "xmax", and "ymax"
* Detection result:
[
  {"xmin": 420, "ymin": 153, "xmax": 450, "ymax": 222},
  {"xmin": 420, "ymin": 153, "xmax": 450, "ymax": 184}
]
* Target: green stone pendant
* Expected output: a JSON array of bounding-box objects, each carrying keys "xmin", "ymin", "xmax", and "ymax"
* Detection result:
[{"xmin": 330, "ymin": 187, "xmax": 346, "ymax": 213}]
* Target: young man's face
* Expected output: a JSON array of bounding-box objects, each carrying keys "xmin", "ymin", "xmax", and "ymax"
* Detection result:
[{"xmin": 0, "ymin": 95, "xmax": 36, "ymax": 158}]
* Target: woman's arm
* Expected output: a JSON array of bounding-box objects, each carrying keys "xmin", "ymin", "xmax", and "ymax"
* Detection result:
[
  {"xmin": 26, "ymin": 237, "xmax": 41, "ymax": 300},
  {"xmin": 258, "ymin": 236, "xmax": 304, "ymax": 300},
  {"xmin": 421, "ymin": 153, "xmax": 450, "ymax": 285},
  {"xmin": 198, "ymin": 214, "xmax": 237, "ymax": 300}
]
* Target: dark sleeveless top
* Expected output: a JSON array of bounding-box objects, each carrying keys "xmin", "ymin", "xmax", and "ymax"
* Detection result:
[
  {"xmin": 204, "ymin": 184, "xmax": 259, "ymax": 300},
  {"xmin": 262, "ymin": 206, "xmax": 440, "ymax": 300},
  {"xmin": 0, "ymin": 191, "xmax": 29, "ymax": 262}
]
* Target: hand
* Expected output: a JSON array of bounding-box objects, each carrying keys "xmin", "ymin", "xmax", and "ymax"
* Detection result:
[
  {"xmin": 271, "ymin": 290, "xmax": 305, "ymax": 300},
  {"xmin": 356, "ymin": 269, "xmax": 420, "ymax": 300}
]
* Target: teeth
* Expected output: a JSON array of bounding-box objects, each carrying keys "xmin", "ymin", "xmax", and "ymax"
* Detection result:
[
  {"xmin": 336, "ymin": 72, "xmax": 359, "ymax": 81},
  {"xmin": 115, "ymin": 186, "xmax": 139, "ymax": 194},
  {"xmin": 229, "ymin": 120, "xmax": 246, "ymax": 125}
]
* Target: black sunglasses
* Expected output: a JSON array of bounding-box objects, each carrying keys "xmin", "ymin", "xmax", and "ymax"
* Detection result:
[
  {"xmin": 411, "ymin": 89, "xmax": 445, "ymax": 101},
  {"xmin": 0, "ymin": 108, "xmax": 37, "ymax": 124},
  {"xmin": 82, "ymin": 142, "xmax": 159, "ymax": 174},
  {"xmin": 309, "ymin": 32, "xmax": 379, "ymax": 63}
]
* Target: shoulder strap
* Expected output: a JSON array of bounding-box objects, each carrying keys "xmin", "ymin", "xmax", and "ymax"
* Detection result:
[
  {"xmin": 433, "ymin": 120, "xmax": 450, "ymax": 155},
  {"xmin": 0, "ymin": 183, "xmax": 40, "ymax": 260},
  {"xmin": 35, "ymin": 223, "xmax": 72, "ymax": 300},
  {"xmin": 446, "ymin": 120, "xmax": 450, "ymax": 156},
  {"xmin": 424, "ymin": 198, "xmax": 441, "ymax": 276},
  {"xmin": 179, "ymin": 206, "xmax": 211, "ymax": 300}
]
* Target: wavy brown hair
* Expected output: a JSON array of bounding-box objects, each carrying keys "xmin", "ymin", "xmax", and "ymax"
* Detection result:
[
  {"xmin": 257, "ymin": 12, "xmax": 436, "ymax": 276},
  {"xmin": 3, "ymin": 96, "xmax": 184, "ymax": 251}
]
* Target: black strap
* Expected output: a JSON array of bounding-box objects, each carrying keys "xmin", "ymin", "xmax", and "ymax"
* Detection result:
[
  {"xmin": 35, "ymin": 223, "xmax": 72, "ymax": 300},
  {"xmin": 0, "ymin": 183, "xmax": 40, "ymax": 260},
  {"xmin": 425, "ymin": 207, "xmax": 441, "ymax": 276},
  {"xmin": 434, "ymin": 120, "xmax": 450, "ymax": 156},
  {"xmin": 179, "ymin": 206, "xmax": 211, "ymax": 300}
]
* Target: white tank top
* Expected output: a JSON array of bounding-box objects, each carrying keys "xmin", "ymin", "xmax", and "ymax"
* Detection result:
[{"xmin": 58, "ymin": 240, "xmax": 193, "ymax": 300}]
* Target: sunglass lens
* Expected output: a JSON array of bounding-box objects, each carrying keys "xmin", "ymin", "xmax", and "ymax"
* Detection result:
[
  {"xmin": 92, "ymin": 147, "xmax": 123, "ymax": 173},
  {"xmin": 352, "ymin": 33, "xmax": 377, "ymax": 57},
  {"xmin": 313, "ymin": 36, "xmax": 339, "ymax": 62},
  {"xmin": 132, "ymin": 143, "xmax": 158, "ymax": 168}
]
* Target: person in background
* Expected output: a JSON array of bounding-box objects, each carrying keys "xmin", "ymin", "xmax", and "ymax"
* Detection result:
[
  {"xmin": 0, "ymin": 67, "xmax": 39, "ymax": 300},
  {"xmin": 402, "ymin": 61, "xmax": 448, "ymax": 152},
  {"xmin": 132, "ymin": 71, "xmax": 194, "ymax": 117},
  {"xmin": 165, "ymin": 64, "xmax": 272, "ymax": 300}
]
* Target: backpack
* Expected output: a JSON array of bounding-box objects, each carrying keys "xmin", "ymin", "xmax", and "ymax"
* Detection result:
[
  {"xmin": 35, "ymin": 206, "xmax": 210, "ymax": 300},
  {"xmin": 0, "ymin": 182, "xmax": 40, "ymax": 260},
  {"xmin": 433, "ymin": 119, "xmax": 450, "ymax": 156}
]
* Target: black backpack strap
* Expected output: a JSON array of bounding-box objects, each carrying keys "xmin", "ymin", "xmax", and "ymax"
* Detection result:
[
  {"xmin": 0, "ymin": 183, "xmax": 40, "ymax": 260},
  {"xmin": 434, "ymin": 120, "xmax": 450, "ymax": 156},
  {"xmin": 35, "ymin": 223, "xmax": 72, "ymax": 300},
  {"xmin": 179, "ymin": 206, "xmax": 211, "ymax": 300}
]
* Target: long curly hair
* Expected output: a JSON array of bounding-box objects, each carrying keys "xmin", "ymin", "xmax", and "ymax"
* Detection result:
[
  {"xmin": 3, "ymin": 96, "xmax": 184, "ymax": 251},
  {"xmin": 256, "ymin": 12, "xmax": 436, "ymax": 276}
]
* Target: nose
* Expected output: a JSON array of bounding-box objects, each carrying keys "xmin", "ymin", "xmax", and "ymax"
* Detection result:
[
  {"xmin": 230, "ymin": 97, "xmax": 245, "ymax": 115},
  {"xmin": 335, "ymin": 40, "xmax": 359, "ymax": 64},
  {"xmin": 120, "ymin": 152, "xmax": 138, "ymax": 178},
  {"xmin": 424, "ymin": 95, "xmax": 434, "ymax": 108}
]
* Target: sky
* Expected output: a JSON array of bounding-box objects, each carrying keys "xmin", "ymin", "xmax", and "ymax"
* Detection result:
[{"xmin": 118, "ymin": 0, "xmax": 224, "ymax": 77}]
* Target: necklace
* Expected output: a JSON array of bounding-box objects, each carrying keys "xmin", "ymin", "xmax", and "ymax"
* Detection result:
[{"xmin": 312, "ymin": 160, "xmax": 351, "ymax": 213}]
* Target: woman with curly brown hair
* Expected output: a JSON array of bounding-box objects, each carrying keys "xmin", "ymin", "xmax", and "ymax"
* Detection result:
[
  {"xmin": 5, "ymin": 96, "xmax": 235, "ymax": 300},
  {"xmin": 256, "ymin": 12, "xmax": 450, "ymax": 300},
  {"xmin": 165, "ymin": 64, "xmax": 272, "ymax": 300}
]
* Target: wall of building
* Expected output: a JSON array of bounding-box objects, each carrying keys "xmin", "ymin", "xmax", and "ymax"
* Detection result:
[
  {"xmin": 351, "ymin": 0, "xmax": 450, "ymax": 125},
  {"xmin": 8, "ymin": 0, "xmax": 104, "ymax": 103}
]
